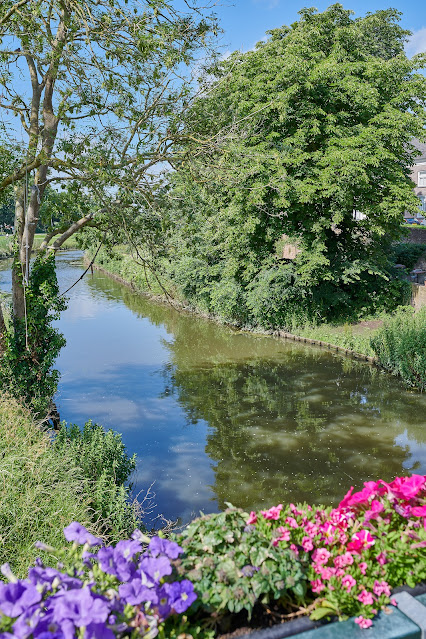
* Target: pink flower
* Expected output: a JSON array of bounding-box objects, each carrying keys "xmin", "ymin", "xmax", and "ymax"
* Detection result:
[
  {"xmin": 304, "ymin": 521, "xmax": 319, "ymax": 538},
  {"xmin": 364, "ymin": 500, "xmax": 384, "ymax": 521},
  {"xmin": 411, "ymin": 505, "xmax": 426, "ymax": 517},
  {"xmin": 272, "ymin": 526, "xmax": 290, "ymax": 546},
  {"xmin": 359, "ymin": 562, "xmax": 368, "ymax": 575},
  {"xmin": 261, "ymin": 504, "xmax": 283, "ymax": 520},
  {"xmin": 290, "ymin": 543, "xmax": 299, "ymax": 556},
  {"xmin": 376, "ymin": 552, "xmax": 387, "ymax": 566},
  {"xmin": 339, "ymin": 481, "xmax": 381, "ymax": 510},
  {"xmin": 391, "ymin": 599, "xmax": 398, "ymax": 606},
  {"xmin": 285, "ymin": 516, "xmax": 299, "ymax": 529},
  {"xmin": 247, "ymin": 511, "xmax": 257, "ymax": 525},
  {"xmin": 320, "ymin": 522, "xmax": 337, "ymax": 544},
  {"xmin": 355, "ymin": 616, "xmax": 373, "ymax": 629},
  {"xmin": 385, "ymin": 475, "xmax": 426, "ymax": 501},
  {"xmin": 289, "ymin": 503, "xmax": 304, "ymax": 516},
  {"xmin": 373, "ymin": 580, "xmax": 391, "ymax": 597},
  {"xmin": 334, "ymin": 552, "xmax": 354, "ymax": 569},
  {"xmin": 302, "ymin": 536, "xmax": 313, "ymax": 552},
  {"xmin": 342, "ymin": 574, "xmax": 356, "ymax": 592},
  {"xmin": 338, "ymin": 530, "xmax": 348, "ymax": 545},
  {"xmin": 358, "ymin": 590, "xmax": 374, "ymax": 605},
  {"xmin": 312, "ymin": 548, "xmax": 331, "ymax": 565},
  {"xmin": 311, "ymin": 579, "xmax": 325, "ymax": 594},
  {"xmin": 347, "ymin": 530, "xmax": 375, "ymax": 553}
]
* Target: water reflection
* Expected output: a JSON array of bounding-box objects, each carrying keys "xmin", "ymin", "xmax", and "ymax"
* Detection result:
[{"xmin": 0, "ymin": 252, "xmax": 425, "ymax": 523}]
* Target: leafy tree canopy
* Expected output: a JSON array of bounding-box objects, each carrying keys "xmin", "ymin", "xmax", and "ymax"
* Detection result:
[{"xmin": 162, "ymin": 4, "xmax": 426, "ymax": 326}]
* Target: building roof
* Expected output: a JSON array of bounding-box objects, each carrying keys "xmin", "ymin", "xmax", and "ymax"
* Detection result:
[{"xmin": 412, "ymin": 138, "xmax": 426, "ymax": 163}]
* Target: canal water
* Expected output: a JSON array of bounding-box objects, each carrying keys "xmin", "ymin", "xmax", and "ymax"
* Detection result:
[{"xmin": 1, "ymin": 251, "xmax": 426, "ymax": 524}]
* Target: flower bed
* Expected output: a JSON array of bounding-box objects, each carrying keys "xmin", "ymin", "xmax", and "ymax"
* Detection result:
[{"xmin": 0, "ymin": 475, "xmax": 425, "ymax": 638}]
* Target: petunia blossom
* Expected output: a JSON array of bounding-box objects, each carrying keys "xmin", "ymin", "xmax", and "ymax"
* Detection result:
[
  {"xmin": 247, "ymin": 511, "xmax": 257, "ymax": 525},
  {"xmin": 355, "ymin": 616, "xmax": 373, "ymax": 629},
  {"xmin": 261, "ymin": 504, "xmax": 283, "ymax": 520}
]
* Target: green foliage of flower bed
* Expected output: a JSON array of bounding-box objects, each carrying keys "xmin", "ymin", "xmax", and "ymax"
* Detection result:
[
  {"xmin": 176, "ymin": 507, "xmax": 306, "ymax": 618},
  {"xmin": 176, "ymin": 476, "xmax": 426, "ymax": 632},
  {"xmin": 371, "ymin": 307, "xmax": 426, "ymax": 390}
]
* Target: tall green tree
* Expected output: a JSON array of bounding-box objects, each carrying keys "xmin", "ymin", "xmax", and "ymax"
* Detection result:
[
  {"xmin": 165, "ymin": 4, "xmax": 426, "ymax": 326},
  {"xmin": 0, "ymin": 0, "xmax": 218, "ymax": 412}
]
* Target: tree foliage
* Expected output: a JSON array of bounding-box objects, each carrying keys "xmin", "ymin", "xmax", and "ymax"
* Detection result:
[
  {"xmin": 161, "ymin": 4, "xmax": 426, "ymax": 327},
  {"xmin": 0, "ymin": 0, "xmax": 218, "ymax": 413}
]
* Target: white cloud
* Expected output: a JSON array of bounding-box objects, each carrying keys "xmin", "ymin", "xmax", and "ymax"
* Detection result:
[{"xmin": 406, "ymin": 28, "xmax": 426, "ymax": 56}]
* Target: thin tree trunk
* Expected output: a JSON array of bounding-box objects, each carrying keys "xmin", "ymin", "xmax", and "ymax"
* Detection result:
[{"xmin": 12, "ymin": 185, "xmax": 26, "ymax": 321}]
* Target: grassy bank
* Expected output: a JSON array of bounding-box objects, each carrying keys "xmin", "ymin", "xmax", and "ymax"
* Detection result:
[
  {"xmin": 90, "ymin": 245, "xmax": 426, "ymax": 390},
  {"xmin": 0, "ymin": 394, "xmax": 141, "ymax": 577},
  {"xmin": 0, "ymin": 233, "xmax": 81, "ymax": 258}
]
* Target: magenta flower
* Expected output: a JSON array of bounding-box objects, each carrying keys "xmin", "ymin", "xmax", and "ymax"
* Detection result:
[
  {"xmin": 261, "ymin": 504, "xmax": 283, "ymax": 520},
  {"xmin": 301, "ymin": 536, "xmax": 313, "ymax": 552},
  {"xmin": 364, "ymin": 500, "xmax": 384, "ymax": 521},
  {"xmin": 247, "ymin": 511, "xmax": 257, "ymax": 525},
  {"xmin": 272, "ymin": 526, "xmax": 290, "ymax": 546},
  {"xmin": 310, "ymin": 579, "xmax": 325, "ymax": 594},
  {"xmin": 386, "ymin": 474, "xmax": 425, "ymax": 500},
  {"xmin": 359, "ymin": 562, "xmax": 368, "ymax": 575},
  {"xmin": 411, "ymin": 505, "xmax": 426, "ymax": 517},
  {"xmin": 355, "ymin": 616, "xmax": 373, "ymax": 629},
  {"xmin": 334, "ymin": 552, "xmax": 353, "ymax": 569},
  {"xmin": 347, "ymin": 530, "xmax": 375, "ymax": 553},
  {"xmin": 312, "ymin": 548, "xmax": 331, "ymax": 565},
  {"xmin": 341, "ymin": 575, "xmax": 356, "ymax": 592},
  {"xmin": 320, "ymin": 522, "xmax": 337, "ymax": 544},
  {"xmin": 358, "ymin": 590, "xmax": 374, "ymax": 605},
  {"xmin": 376, "ymin": 552, "xmax": 387, "ymax": 566},
  {"xmin": 373, "ymin": 580, "xmax": 391, "ymax": 597},
  {"xmin": 285, "ymin": 516, "xmax": 299, "ymax": 529}
]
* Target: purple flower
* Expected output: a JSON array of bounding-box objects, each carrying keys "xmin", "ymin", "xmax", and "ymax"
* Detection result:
[
  {"xmin": 164, "ymin": 580, "xmax": 197, "ymax": 614},
  {"xmin": 148, "ymin": 537, "xmax": 182, "ymax": 560},
  {"xmin": 139, "ymin": 556, "xmax": 172, "ymax": 584},
  {"xmin": 28, "ymin": 567, "xmax": 81, "ymax": 591},
  {"xmin": 63, "ymin": 523, "xmax": 102, "ymax": 547},
  {"xmin": 0, "ymin": 582, "xmax": 42, "ymax": 618},
  {"xmin": 96, "ymin": 545, "xmax": 137, "ymax": 582},
  {"xmin": 118, "ymin": 578, "xmax": 158, "ymax": 606},
  {"xmin": 156, "ymin": 585, "xmax": 171, "ymax": 620},
  {"xmin": 85, "ymin": 623, "xmax": 115, "ymax": 639},
  {"xmin": 49, "ymin": 586, "xmax": 109, "ymax": 627}
]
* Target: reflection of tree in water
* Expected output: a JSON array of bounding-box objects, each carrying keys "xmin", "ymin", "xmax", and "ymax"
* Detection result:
[{"xmin": 86, "ymin": 267, "xmax": 426, "ymax": 511}]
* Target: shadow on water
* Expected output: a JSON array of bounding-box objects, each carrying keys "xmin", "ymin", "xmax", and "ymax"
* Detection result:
[{"xmin": 1, "ymin": 252, "xmax": 426, "ymax": 522}]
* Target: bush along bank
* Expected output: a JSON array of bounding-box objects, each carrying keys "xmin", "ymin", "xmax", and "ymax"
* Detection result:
[
  {"xmin": 1, "ymin": 474, "xmax": 425, "ymax": 637},
  {"xmin": 0, "ymin": 395, "xmax": 141, "ymax": 577},
  {"xmin": 89, "ymin": 247, "xmax": 426, "ymax": 391}
]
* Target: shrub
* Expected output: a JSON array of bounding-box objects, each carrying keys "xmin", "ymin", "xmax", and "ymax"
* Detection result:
[
  {"xmin": 175, "ymin": 506, "xmax": 307, "ymax": 618},
  {"xmin": 371, "ymin": 307, "xmax": 426, "ymax": 390},
  {"xmin": 0, "ymin": 252, "xmax": 66, "ymax": 419},
  {"xmin": 53, "ymin": 421, "xmax": 141, "ymax": 542},
  {"xmin": 391, "ymin": 243, "xmax": 426, "ymax": 270},
  {"xmin": 0, "ymin": 524, "xmax": 196, "ymax": 638}
]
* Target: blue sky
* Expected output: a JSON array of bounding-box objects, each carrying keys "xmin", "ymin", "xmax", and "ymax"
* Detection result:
[{"xmin": 207, "ymin": 0, "xmax": 426, "ymax": 56}]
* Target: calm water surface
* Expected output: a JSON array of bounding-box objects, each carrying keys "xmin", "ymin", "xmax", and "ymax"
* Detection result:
[{"xmin": 1, "ymin": 251, "xmax": 425, "ymax": 524}]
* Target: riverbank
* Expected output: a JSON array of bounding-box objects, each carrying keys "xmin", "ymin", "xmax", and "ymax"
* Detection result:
[
  {"xmin": 87, "ymin": 246, "xmax": 426, "ymax": 389},
  {"xmin": 0, "ymin": 393, "xmax": 142, "ymax": 577},
  {"xmin": 0, "ymin": 233, "xmax": 81, "ymax": 258}
]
